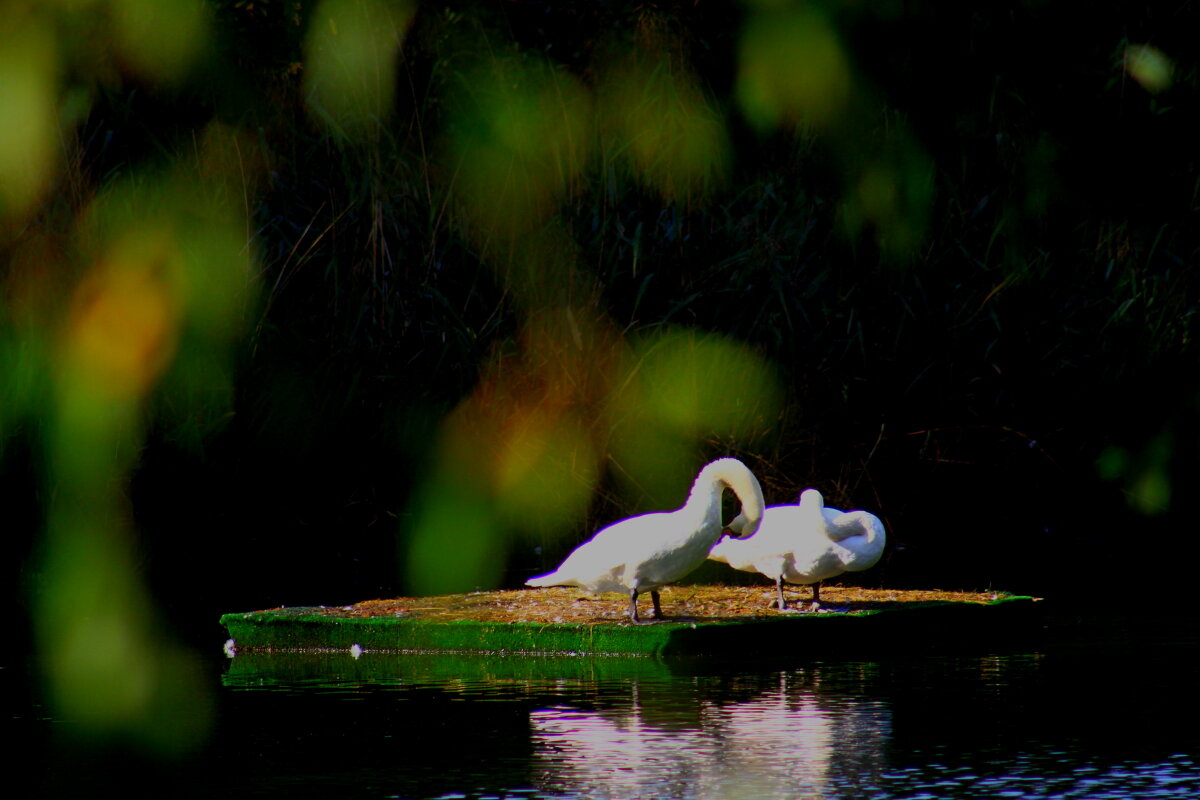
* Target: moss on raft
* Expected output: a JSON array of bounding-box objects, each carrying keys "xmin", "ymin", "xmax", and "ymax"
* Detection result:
[{"xmin": 221, "ymin": 586, "xmax": 1042, "ymax": 657}]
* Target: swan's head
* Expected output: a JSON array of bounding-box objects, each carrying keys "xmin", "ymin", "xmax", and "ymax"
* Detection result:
[
  {"xmin": 737, "ymin": 503, "xmax": 764, "ymax": 538},
  {"xmin": 724, "ymin": 513, "xmax": 752, "ymax": 538}
]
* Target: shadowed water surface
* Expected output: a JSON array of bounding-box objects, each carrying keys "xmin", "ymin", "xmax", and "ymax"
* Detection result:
[{"xmin": 13, "ymin": 630, "xmax": 1200, "ymax": 799}]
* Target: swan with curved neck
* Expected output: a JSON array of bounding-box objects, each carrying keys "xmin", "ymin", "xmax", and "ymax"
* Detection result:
[
  {"xmin": 526, "ymin": 458, "xmax": 765, "ymax": 622},
  {"xmin": 708, "ymin": 488, "xmax": 885, "ymax": 610}
]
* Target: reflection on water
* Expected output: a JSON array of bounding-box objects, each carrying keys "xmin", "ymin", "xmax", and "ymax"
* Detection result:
[
  {"xmin": 12, "ymin": 640, "xmax": 1200, "ymax": 798},
  {"xmin": 531, "ymin": 672, "xmax": 889, "ymax": 799}
]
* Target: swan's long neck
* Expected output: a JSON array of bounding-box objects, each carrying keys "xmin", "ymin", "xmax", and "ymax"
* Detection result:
[{"xmin": 683, "ymin": 458, "xmax": 765, "ymax": 539}]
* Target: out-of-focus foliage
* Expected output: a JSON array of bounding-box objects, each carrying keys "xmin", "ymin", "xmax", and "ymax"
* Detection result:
[
  {"xmin": 303, "ymin": 0, "xmax": 416, "ymax": 140},
  {"xmin": 1097, "ymin": 431, "xmax": 1173, "ymax": 516},
  {"xmin": 443, "ymin": 52, "xmax": 594, "ymax": 244},
  {"xmin": 4, "ymin": 1, "xmax": 1200, "ymax": 745},
  {"xmin": 596, "ymin": 23, "xmax": 731, "ymax": 203},
  {"xmin": 403, "ymin": 314, "xmax": 781, "ymax": 594},
  {"xmin": 733, "ymin": 1, "xmax": 931, "ymax": 261},
  {"xmin": 837, "ymin": 127, "xmax": 933, "ymax": 261},
  {"xmin": 1124, "ymin": 43, "xmax": 1173, "ymax": 95},
  {"xmin": 736, "ymin": 3, "xmax": 851, "ymax": 132},
  {"xmin": 606, "ymin": 328, "xmax": 781, "ymax": 508},
  {"xmin": 109, "ymin": 0, "xmax": 213, "ymax": 85},
  {"xmin": 0, "ymin": 8, "xmax": 59, "ymax": 222},
  {"xmin": 398, "ymin": 8, "xmax": 789, "ymax": 594},
  {"xmin": 2, "ymin": 0, "xmax": 260, "ymax": 758}
]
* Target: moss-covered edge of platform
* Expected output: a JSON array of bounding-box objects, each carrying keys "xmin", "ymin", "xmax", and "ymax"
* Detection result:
[{"xmin": 221, "ymin": 595, "xmax": 1041, "ymax": 657}]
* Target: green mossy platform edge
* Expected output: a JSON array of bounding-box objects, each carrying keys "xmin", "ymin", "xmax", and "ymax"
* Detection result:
[
  {"xmin": 221, "ymin": 595, "xmax": 1041, "ymax": 658},
  {"xmin": 222, "ymin": 649, "xmax": 680, "ymax": 687}
]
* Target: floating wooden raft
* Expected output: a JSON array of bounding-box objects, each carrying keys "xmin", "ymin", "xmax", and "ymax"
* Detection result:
[{"xmin": 221, "ymin": 586, "xmax": 1042, "ymax": 658}]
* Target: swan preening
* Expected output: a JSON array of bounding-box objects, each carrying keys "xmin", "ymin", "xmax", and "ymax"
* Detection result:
[
  {"xmin": 525, "ymin": 458, "xmax": 765, "ymax": 623},
  {"xmin": 708, "ymin": 488, "xmax": 886, "ymax": 611}
]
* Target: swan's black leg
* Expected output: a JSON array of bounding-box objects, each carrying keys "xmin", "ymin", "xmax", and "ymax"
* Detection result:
[
  {"xmin": 650, "ymin": 589, "xmax": 664, "ymax": 620},
  {"xmin": 812, "ymin": 582, "xmax": 821, "ymax": 606},
  {"xmin": 776, "ymin": 576, "xmax": 788, "ymax": 611},
  {"xmin": 629, "ymin": 588, "xmax": 641, "ymax": 623}
]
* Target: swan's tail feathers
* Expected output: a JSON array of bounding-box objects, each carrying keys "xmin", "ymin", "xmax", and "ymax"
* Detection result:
[{"xmin": 525, "ymin": 571, "xmax": 567, "ymax": 588}]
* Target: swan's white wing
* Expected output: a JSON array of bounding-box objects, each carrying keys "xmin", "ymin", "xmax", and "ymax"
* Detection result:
[
  {"xmin": 828, "ymin": 510, "xmax": 886, "ymax": 571},
  {"xmin": 710, "ymin": 502, "xmax": 836, "ymax": 585},
  {"xmin": 824, "ymin": 509, "xmax": 867, "ymax": 542},
  {"xmin": 783, "ymin": 542, "xmax": 847, "ymax": 584}
]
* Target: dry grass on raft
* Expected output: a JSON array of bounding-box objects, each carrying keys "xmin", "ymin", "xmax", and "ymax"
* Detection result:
[{"xmin": 312, "ymin": 586, "xmax": 1018, "ymax": 626}]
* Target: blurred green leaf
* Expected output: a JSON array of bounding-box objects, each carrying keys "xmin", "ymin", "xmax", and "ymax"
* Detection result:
[
  {"xmin": 597, "ymin": 27, "xmax": 730, "ymax": 203},
  {"xmin": 736, "ymin": 4, "xmax": 851, "ymax": 133},
  {"xmin": 111, "ymin": 0, "xmax": 213, "ymax": 85},
  {"xmin": 0, "ymin": 8, "xmax": 58, "ymax": 221},
  {"xmin": 444, "ymin": 53, "xmax": 594, "ymax": 241},
  {"xmin": 1124, "ymin": 43, "xmax": 1173, "ymax": 94},
  {"xmin": 303, "ymin": 0, "xmax": 416, "ymax": 140}
]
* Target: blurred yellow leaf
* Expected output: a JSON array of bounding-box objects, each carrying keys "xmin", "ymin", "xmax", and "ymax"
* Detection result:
[
  {"xmin": 61, "ymin": 229, "xmax": 181, "ymax": 401},
  {"xmin": 493, "ymin": 407, "xmax": 600, "ymax": 538},
  {"xmin": 0, "ymin": 9, "xmax": 59, "ymax": 221}
]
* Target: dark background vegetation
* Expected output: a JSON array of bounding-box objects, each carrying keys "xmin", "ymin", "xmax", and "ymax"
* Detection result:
[{"xmin": 4, "ymin": 0, "xmax": 1198, "ymax": 657}]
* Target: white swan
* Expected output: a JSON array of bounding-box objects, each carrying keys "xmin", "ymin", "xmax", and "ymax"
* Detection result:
[
  {"xmin": 708, "ymin": 488, "xmax": 885, "ymax": 611},
  {"xmin": 526, "ymin": 458, "xmax": 766, "ymax": 622}
]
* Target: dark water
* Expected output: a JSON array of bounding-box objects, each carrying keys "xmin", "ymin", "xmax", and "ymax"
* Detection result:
[{"xmin": 13, "ymin": 628, "xmax": 1200, "ymax": 799}]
